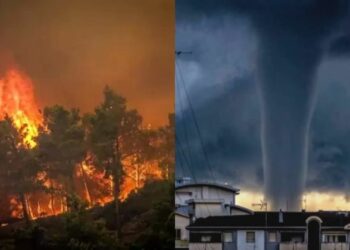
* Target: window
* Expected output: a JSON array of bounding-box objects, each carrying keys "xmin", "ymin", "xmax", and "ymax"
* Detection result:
[
  {"xmin": 324, "ymin": 234, "xmax": 346, "ymax": 243},
  {"xmin": 246, "ymin": 231, "xmax": 255, "ymax": 243},
  {"xmin": 201, "ymin": 236, "xmax": 211, "ymax": 242},
  {"xmin": 338, "ymin": 235, "xmax": 346, "ymax": 243},
  {"xmin": 326, "ymin": 235, "xmax": 335, "ymax": 243},
  {"xmin": 268, "ymin": 232, "xmax": 277, "ymax": 242},
  {"xmin": 281, "ymin": 232, "xmax": 304, "ymax": 243},
  {"xmin": 223, "ymin": 232, "xmax": 233, "ymax": 242},
  {"xmin": 175, "ymin": 229, "xmax": 181, "ymax": 240}
]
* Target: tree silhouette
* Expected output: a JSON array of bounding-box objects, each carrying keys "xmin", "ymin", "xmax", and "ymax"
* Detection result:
[
  {"xmin": 36, "ymin": 106, "xmax": 86, "ymax": 210},
  {"xmin": 0, "ymin": 116, "xmax": 40, "ymax": 223}
]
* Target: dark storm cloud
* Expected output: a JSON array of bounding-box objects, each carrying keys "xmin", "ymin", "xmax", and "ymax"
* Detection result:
[
  {"xmin": 176, "ymin": 0, "xmax": 350, "ymax": 209},
  {"xmin": 308, "ymin": 65, "xmax": 350, "ymax": 195},
  {"xmin": 176, "ymin": 58, "xmax": 350, "ymax": 194},
  {"xmin": 328, "ymin": 35, "xmax": 350, "ymax": 57},
  {"xmin": 0, "ymin": 0, "xmax": 174, "ymax": 126},
  {"xmin": 176, "ymin": 75, "xmax": 262, "ymax": 188}
]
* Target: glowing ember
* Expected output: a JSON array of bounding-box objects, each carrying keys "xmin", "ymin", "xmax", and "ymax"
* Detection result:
[
  {"xmin": 120, "ymin": 160, "xmax": 163, "ymax": 201},
  {"xmin": 0, "ymin": 68, "xmax": 41, "ymax": 147}
]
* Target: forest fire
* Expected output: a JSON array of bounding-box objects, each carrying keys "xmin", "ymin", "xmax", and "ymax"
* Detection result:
[
  {"xmin": 0, "ymin": 67, "xmax": 167, "ymax": 221},
  {"xmin": 0, "ymin": 68, "xmax": 41, "ymax": 148},
  {"xmin": 121, "ymin": 160, "xmax": 163, "ymax": 201}
]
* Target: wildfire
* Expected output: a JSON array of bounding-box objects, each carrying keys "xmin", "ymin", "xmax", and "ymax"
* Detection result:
[
  {"xmin": 120, "ymin": 160, "xmax": 163, "ymax": 201},
  {"xmin": 0, "ymin": 67, "xmax": 166, "ymax": 221},
  {"xmin": 0, "ymin": 68, "xmax": 41, "ymax": 147}
]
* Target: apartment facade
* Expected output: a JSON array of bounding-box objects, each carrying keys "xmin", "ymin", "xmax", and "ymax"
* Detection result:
[{"xmin": 187, "ymin": 211, "xmax": 350, "ymax": 250}]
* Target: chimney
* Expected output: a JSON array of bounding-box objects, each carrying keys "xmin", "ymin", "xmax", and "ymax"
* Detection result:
[{"xmin": 279, "ymin": 209, "xmax": 283, "ymax": 223}]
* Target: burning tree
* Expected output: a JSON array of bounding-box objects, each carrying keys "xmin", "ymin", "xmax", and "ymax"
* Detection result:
[
  {"xmin": 0, "ymin": 66, "xmax": 171, "ymax": 229},
  {"xmin": 36, "ymin": 106, "xmax": 86, "ymax": 211},
  {"xmin": 155, "ymin": 113, "xmax": 175, "ymax": 180},
  {"xmin": 0, "ymin": 116, "xmax": 41, "ymax": 223},
  {"xmin": 121, "ymin": 126, "xmax": 159, "ymax": 199},
  {"xmin": 85, "ymin": 86, "xmax": 146, "ymax": 236}
]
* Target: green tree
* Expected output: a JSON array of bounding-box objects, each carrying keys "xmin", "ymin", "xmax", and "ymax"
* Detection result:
[
  {"xmin": 122, "ymin": 180, "xmax": 174, "ymax": 250},
  {"xmin": 36, "ymin": 106, "xmax": 86, "ymax": 208},
  {"xmin": 0, "ymin": 116, "xmax": 40, "ymax": 223}
]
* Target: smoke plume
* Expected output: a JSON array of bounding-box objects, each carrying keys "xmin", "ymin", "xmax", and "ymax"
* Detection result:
[{"xmin": 177, "ymin": 0, "xmax": 350, "ymax": 210}]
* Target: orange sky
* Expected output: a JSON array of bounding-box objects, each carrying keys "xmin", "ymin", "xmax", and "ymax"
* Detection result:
[{"xmin": 0, "ymin": 0, "xmax": 174, "ymax": 126}]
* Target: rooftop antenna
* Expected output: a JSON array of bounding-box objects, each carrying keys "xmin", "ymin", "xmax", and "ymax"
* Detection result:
[{"xmin": 252, "ymin": 200, "xmax": 267, "ymax": 211}]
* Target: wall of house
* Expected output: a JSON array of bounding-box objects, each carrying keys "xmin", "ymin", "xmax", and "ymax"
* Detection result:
[
  {"xmin": 223, "ymin": 231, "xmax": 237, "ymax": 250},
  {"xmin": 189, "ymin": 243, "xmax": 222, "ymax": 250},
  {"xmin": 266, "ymin": 243, "xmax": 279, "ymax": 250},
  {"xmin": 175, "ymin": 214, "xmax": 189, "ymax": 241},
  {"xmin": 237, "ymin": 230, "xmax": 265, "ymax": 250},
  {"xmin": 265, "ymin": 231, "xmax": 279, "ymax": 250},
  {"xmin": 175, "ymin": 186, "xmax": 236, "ymax": 206},
  {"xmin": 223, "ymin": 242, "xmax": 236, "ymax": 250},
  {"xmin": 195, "ymin": 203, "xmax": 225, "ymax": 218}
]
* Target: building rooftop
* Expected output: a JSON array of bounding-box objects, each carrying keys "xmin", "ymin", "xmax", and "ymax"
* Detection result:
[
  {"xmin": 175, "ymin": 182, "xmax": 240, "ymax": 194},
  {"xmin": 187, "ymin": 211, "xmax": 350, "ymax": 230},
  {"xmin": 176, "ymin": 205, "xmax": 190, "ymax": 217}
]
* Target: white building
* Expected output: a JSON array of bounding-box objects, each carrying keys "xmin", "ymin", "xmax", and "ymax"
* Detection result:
[
  {"xmin": 187, "ymin": 210, "xmax": 350, "ymax": 250},
  {"xmin": 175, "ymin": 178, "xmax": 252, "ymax": 250}
]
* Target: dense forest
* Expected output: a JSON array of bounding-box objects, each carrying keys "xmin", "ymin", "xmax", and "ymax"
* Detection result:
[{"xmin": 0, "ymin": 86, "xmax": 174, "ymax": 250}]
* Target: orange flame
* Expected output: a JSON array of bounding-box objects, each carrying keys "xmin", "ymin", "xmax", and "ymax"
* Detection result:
[
  {"xmin": 0, "ymin": 67, "xmax": 166, "ymax": 220},
  {"xmin": 0, "ymin": 67, "xmax": 41, "ymax": 147},
  {"xmin": 120, "ymin": 159, "xmax": 163, "ymax": 201}
]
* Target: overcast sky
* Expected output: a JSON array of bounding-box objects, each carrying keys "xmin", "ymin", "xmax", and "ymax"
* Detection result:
[{"xmin": 175, "ymin": 1, "xmax": 350, "ymax": 200}]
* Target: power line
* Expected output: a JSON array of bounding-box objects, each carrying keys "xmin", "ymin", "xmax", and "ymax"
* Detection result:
[
  {"xmin": 175, "ymin": 134, "xmax": 197, "ymax": 182},
  {"xmin": 175, "ymin": 52, "xmax": 216, "ymax": 218},
  {"xmin": 175, "ymin": 58, "xmax": 217, "ymax": 182},
  {"xmin": 175, "ymin": 54, "xmax": 225, "ymax": 210},
  {"xmin": 175, "ymin": 146, "xmax": 188, "ymax": 178},
  {"xmin": 175, "ymin": 74, "xmax": 196, "ymax": 175}
]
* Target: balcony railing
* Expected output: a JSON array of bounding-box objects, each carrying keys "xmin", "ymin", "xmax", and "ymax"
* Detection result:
[
  {"xmin": 280, "ymin": 242, "xmax": 307, "ymax": 250},
  {"xmin": 321, "ymin": 243, "xmax": 349, "ymax": 250},
  {"xmin": 280, "ymin": 242, "xmax": 349, "ymax": 250},
  {"xmin": 175, "ymin": 239, "xmax": 189, "ymax": 248}
]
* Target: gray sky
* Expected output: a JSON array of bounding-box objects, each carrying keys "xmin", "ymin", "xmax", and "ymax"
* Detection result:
[{"xmin": 175, "ymin": 1, "xmax": 350, "ymax": 200}]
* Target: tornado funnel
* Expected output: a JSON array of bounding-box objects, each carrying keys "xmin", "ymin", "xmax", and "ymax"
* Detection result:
[
  {"xmin": 253, "ymin": 1, "xmax": 347, "ymax": 210},
  {"xmin": 177, "ymin": 0, "xmax": 349, "ymax": 210},
  {"xmin": 257, "ymin": 34, "xmax": 321, "ymax": 210}
]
